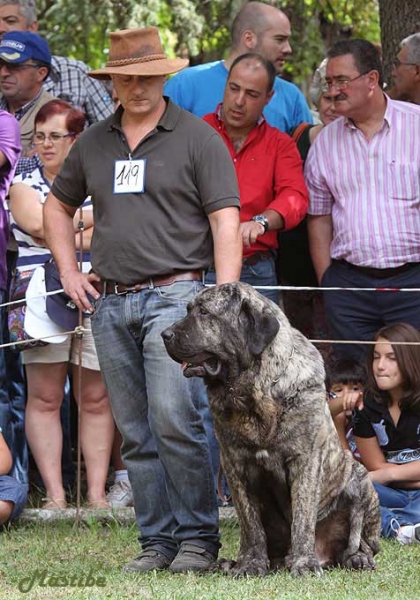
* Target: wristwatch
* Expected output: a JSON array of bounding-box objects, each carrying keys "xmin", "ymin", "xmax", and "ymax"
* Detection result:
[{"xmin": 251, "ymin": 214, "xmax": 269, "ymax": 233}]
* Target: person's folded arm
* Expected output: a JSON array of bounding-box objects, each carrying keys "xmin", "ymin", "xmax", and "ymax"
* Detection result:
[
  {"xmin": 354, "ymin": 435, "xmax": 388, "ymax": 472},
  {"xmin": 9, "ymin": 183, "xmax": 45, "ymax": 238}
]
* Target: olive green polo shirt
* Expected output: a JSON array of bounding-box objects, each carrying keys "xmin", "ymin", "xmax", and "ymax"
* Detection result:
[{"xmin": 52, "ymin": 98, "xmax": 240, "ymax": 284}]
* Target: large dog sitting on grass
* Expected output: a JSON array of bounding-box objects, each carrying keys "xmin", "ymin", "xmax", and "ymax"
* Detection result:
[{"xmin": 162, "ymin": 282, "xmax": 380, "ymax": 577}]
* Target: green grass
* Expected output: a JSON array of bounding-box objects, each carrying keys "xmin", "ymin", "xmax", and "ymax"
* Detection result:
[{"xmin": 1, "ymin": 518, "xmax": 419, "ymax": 600}]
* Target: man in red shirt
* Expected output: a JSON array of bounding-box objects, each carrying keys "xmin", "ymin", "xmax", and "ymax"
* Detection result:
[{"xmin": 203, "ymin": 52, "xmax": 308, "ymax": 304}]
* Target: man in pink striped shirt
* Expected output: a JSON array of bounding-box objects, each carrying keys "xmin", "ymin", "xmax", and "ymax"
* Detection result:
[{"xmin": 305, "ymin": 38, "xmax": 420, "ymax": 359}]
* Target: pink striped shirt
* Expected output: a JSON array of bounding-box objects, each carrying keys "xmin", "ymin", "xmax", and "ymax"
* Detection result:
[{"xmin": 305, "ymin": 96, "xmax": 420, "ymax": 268}]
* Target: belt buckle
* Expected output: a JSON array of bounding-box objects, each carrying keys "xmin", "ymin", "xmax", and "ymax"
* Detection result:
[{"xmin": 114, "ymin": 283, "xmax": 128, "ymax": 296}]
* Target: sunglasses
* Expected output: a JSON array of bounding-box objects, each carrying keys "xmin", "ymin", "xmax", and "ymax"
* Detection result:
[{"xmin": 0, "ymin": 60, "xmax": 44, "ymax": 72}]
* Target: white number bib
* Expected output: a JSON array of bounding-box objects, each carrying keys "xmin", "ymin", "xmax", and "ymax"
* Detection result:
[{"xmin": 114, "ymin": 159, "xmax": 146, "ymax": 194}]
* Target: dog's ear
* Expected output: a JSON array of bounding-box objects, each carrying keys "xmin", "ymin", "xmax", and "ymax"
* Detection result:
[{"xmin": 239, "ymin": 298, "xmax": 280, "ymax": 356}]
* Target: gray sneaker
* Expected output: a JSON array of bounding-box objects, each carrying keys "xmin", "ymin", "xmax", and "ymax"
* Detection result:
[
  {"xmin": 123, "ymin": 549, "xmax": 172, "ymax": 572},
  {"xmin": 169, "ymin": 544, "xmax": 216, "ymax": 573},
  {"xmin": 106, "ymin": 480, "xmax": 134, "ymax": 508}
]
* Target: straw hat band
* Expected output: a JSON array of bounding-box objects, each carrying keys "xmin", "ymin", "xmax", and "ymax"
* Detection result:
[{"xmin": 107, "ymin": 53, "xmax": 167, "ymax": 67}]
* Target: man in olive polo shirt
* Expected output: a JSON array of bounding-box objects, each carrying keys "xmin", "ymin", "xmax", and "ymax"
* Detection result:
[{"xmin": 44, "ymin": 27, "xmax": 241, "ymax": 574}]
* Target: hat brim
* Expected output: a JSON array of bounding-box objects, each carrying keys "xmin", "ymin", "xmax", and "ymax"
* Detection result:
[
  {"xmin": 0, "ymin": 50, "xmax": 27, "ymax": 63},
  {"xmin": 88, "ymin": 57, "xmax": 189, "ymax": 80}
]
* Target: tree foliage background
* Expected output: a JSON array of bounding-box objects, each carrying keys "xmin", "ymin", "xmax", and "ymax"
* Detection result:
[{"xmin": 36, "ymin": 0, "xmax": 417, "ymax": 89}]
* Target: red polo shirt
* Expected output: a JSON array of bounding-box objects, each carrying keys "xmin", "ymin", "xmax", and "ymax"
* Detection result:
[{"xmin": 203, "ymin": 108, "xmax": 308, "ymax": 258}]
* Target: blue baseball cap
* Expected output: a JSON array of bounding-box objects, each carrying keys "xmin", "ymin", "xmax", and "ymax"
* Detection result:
[
  {"xmin": 0, "ymin": 31, "xmax": 51, "ymax": 66},
  {"xmin": 44, "ymin": 261, "xmax": 79, "ymax": 331}
]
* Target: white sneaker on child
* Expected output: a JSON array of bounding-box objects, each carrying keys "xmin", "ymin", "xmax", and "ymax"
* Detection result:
[
  {"xmin": 106, "ymin": 479, "xmax": 134, "ymax": 508},
  {"xmin": 396, "ymin": 523, "xmax": 420, "ymax": 545}
]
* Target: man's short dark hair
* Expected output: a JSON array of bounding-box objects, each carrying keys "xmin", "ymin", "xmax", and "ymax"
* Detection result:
[
  {"xmin": 228, "ymin": 52, "xmax": 276, "ymax": 93},
  {"xmin": 327, "ymin": 38, "xmax": 384, "ymax": 88},
  {"xmin": 326, "ymin": 358, "xmax": 367, "ymax": 391}
]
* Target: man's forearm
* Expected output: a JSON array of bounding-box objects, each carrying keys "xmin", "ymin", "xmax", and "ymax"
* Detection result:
[
  {"xmin": 43, "ymin": 192, "xmax": 79, "ymax": 275},
  {"xmin": 209, "ymin": 207, "xmax": 242, "ymax": 284},
  {"xmin": 307, "ymin": 214, "xmax": 333, "ymax": 283}
]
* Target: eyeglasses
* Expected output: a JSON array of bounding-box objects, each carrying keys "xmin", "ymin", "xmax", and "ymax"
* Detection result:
[
  {"xmin": 32, "ymin": 132, "xmax": 75, "ymax": 145},
  {"xmin": 321, "ymin": 72, "xmax": 369, "ymax": 92},
  {"xmin": 393, "ymin": 57, "xmax": 419, "ymax": 68},
  {"xmin": 0, "ymin": 61, "xmax": 43, "ymax": 72}
]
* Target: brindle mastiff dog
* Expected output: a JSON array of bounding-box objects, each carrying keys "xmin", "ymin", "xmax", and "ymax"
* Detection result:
[{"xmin": 162, "ymin": 282, "xmax": 380, "ymax": 577}]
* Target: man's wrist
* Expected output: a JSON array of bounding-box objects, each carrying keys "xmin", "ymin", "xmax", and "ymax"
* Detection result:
[{"xmin": 251, "ymin": 214, "xmax": 269, "ymax": 233}]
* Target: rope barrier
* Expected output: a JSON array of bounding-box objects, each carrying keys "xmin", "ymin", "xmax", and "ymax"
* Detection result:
[
  {"xmin": 1, "ymin": 280, "xmax": 419, "ymax": 351},
  {"xmin": 3, "ymin": 263, "xmax": 419, "ymax": 522},
  {"xmin": 0, "ymin": 285, "xmax": 65, "ymax": 310},
  {"xmin": 2, "ymin": 282, "xmax": 419, "ymax": 314}
]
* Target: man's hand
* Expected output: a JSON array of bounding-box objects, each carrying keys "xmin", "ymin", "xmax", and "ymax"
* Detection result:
[
  {"xmin": 60, "ymin": 269, "xmax": 101, "ymax": 312},
  {"xmin": 240, "ymin": 221, "xmax": 265, "ymax": 248}
]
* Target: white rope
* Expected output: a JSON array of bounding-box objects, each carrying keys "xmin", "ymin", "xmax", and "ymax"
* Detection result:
[
  {"xmin": 252, "ymin": 285, "xmax": 420, "ymax": 292},
  {"xmin": 1, "ymin": 286, "xmax": 65, "ymax": 309},
  {"xmin": 0, "ymin": 325, "xmax": 87, "ymax": 349}
]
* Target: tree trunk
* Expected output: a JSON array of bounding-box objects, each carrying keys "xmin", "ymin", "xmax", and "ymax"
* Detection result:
[{"xmin": 379, "ymin": 0, "xmax": 420, "ymax": 86}]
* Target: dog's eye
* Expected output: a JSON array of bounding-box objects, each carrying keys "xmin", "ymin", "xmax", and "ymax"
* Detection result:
[{"xmin": 199, "ymin": 306, "xmax": 209, "ymax": 315}]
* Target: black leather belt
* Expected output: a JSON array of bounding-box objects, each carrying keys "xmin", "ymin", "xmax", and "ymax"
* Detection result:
[
  {"xmin": 92, "ymin": 271, "xmax": 202, "ymax": 295},
  {"xmin": 243, "ymin": 251, "xmax": 272, "ymax": 266},
  {"xmin": 335, "ymin": 260, "xmax": 420, "ymax": 279}
]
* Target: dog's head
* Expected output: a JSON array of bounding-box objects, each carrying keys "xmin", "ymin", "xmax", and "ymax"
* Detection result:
[{"xmin": 162, "ymin": 282, "xmax": 281, "ymax": 382}]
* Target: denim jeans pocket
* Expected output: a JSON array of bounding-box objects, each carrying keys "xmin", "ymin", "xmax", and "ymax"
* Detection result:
[
  {"xmin": 245, "ymin": 256, "xmax": 275, "ymax": 280},
  {"xmin": 155, "ymin": 280, "xmax": 204, "ymax": 304},
  {"xmin": 89, "ymin": 295, "xmax": 105, "ymax": 321}
]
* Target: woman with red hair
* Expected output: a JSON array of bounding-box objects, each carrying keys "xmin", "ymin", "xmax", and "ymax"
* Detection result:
[{"xmin": 9, "ymin": 99, "xmax": 113, "ymax": 509}]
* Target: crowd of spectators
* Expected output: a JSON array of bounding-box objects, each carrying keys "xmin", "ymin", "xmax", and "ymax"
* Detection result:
[{"xmin": 0, "ymin": 0, "xmax": 420, "ymax": 567}]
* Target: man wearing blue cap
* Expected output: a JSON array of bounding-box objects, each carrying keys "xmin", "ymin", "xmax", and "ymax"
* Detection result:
[
  {"xmin": 0, "ymin": 1, "xmax": 112, "ymax": 125},
  {"xmin": 0, "ymin": 29, "xmax": 52, "ymax": 170}
]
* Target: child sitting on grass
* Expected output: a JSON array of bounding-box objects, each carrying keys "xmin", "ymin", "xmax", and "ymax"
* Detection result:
[
  {"xmin": 326, "ymin": 358, "xmax": 366, "ymax": 459},
  {"xmin": 353, "ymin": 323, "xmax": 420, "ymax": 545},
  {"xmin": 0, "ymin": 426, "xmax": 27, "ymax": 527}
]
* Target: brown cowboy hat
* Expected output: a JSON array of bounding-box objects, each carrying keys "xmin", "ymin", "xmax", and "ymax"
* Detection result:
[{"xmin": 89, "ymin": 27, "xmax": 188, "ymax": 80}]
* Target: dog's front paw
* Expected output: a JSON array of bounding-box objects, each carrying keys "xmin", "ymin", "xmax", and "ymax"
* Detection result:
[
  {"xmin": 343, "ymin": 551, "xmax": 376, "ymax": 571},
  {"xmin": 231, "ymin": 558, "xmax": 269, "ymax": 578},
  {"xmin": 209, "ymin": 557, "xmax": 237, "ymax": 574},
  {"xmin": 285, "ymin": 554, "xmax": 323, "ymax": 577}
]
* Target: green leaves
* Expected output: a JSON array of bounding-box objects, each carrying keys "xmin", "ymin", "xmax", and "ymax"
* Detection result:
[{"xmin": 36, "ymin": 0, "xmax": 380, "ymax": 79}]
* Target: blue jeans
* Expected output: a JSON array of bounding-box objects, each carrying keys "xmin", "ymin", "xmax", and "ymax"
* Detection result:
[
  {"xmin": 91, "ymin": 281, "xmax": 219, "ymax": 559},
  {"xmin": 373, "ymin": 482, "xmax": 420, "ymax": 538},
  {"xmin": 206, "ymin": 253, "xmax": 279, "ymax": 305}
]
